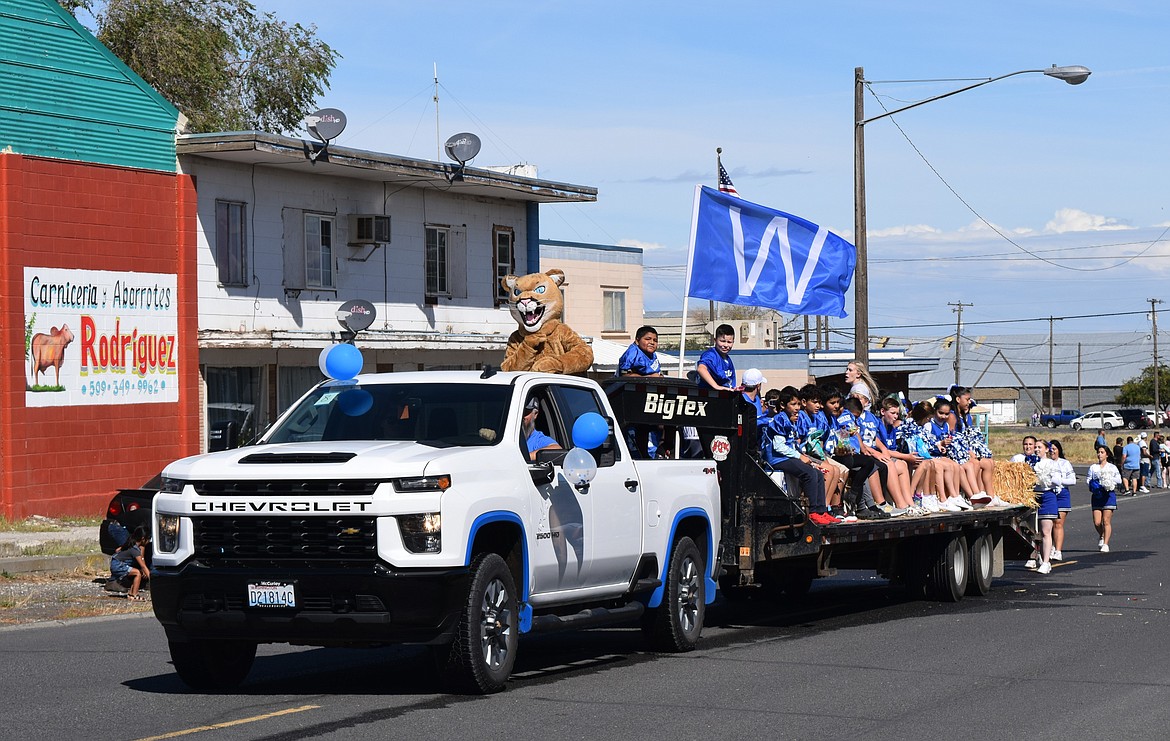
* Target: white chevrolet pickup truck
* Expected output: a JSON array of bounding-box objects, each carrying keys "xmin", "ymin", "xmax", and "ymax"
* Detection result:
[{"xmin": 151, "ymin": 370, "xmax": 720, "ymax": 693}]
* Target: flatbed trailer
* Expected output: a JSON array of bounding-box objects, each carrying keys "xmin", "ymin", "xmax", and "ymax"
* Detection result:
[{"xmin": 605, "ymin": 377, "xmax": 1037, "ymax": 602}]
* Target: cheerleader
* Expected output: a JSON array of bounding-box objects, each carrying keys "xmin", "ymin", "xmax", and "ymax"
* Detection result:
[
  {"xmin": 948, "ymin": 386, "xmax": 997, "ymax": 506},
  {"xmin": 1047, "ymin": 440, "xmax": 1076, "ymax": 561},
  {"xmin": 930, "ymin": 398, "xmax": 976, "ymax": 511},
  {"xmin": 1027, "ymin": 445, "xmax": 1061, "ymax": 575},
  {"xmin": 1087, "ymin": 445, "xmax": 1121, "ymax": 553}
]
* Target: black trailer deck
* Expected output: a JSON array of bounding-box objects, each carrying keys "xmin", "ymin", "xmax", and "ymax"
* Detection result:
[{"xmin": 605, "ymin": 377, "xmax": 1038, "ymax": 601}]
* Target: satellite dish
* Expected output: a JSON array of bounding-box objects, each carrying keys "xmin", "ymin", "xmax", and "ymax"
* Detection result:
[
  {"xmin": 306, "ymin": 108, "xmax": 347, "ymax": 143},
  {"xmin": 336, "ymin": 299, "xmax": 376, "ymax": 334},
  {"xmin": 444, "ymin": 132, "xmax": 481, "ymax": 165}
]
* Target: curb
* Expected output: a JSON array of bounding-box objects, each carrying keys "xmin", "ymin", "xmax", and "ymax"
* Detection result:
[{"xmin": 0, "ymin": 554, "xmax": 104, "ymax": 575}]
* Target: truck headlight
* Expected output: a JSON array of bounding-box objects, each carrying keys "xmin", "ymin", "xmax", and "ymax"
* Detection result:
[
  {"xmin": 392, "ymin": 475, "xmax": 451, "ymax": 493},
  {"xmin": 398, "ymin": 513, "xmax": 441, "ymax": 553},
  {"xmin": 159, "ymin": 476, "xmax": 188, "ymax": 494},
  {"xmin": 157, "ymin": 514, "xmax": 181, "ymax": 553}
]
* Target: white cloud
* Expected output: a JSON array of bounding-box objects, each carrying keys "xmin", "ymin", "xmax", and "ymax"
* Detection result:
[
  {"xmin": 868, "ymin": 224, "xmax": 942, "ymax": 238},
  {"xmin": 1044, "ymin": 208, "xmax": 1133, "ymax": 234},
  {"xmin": 618, "ymin": 238, "xmax": 669, "ymax": 251}
]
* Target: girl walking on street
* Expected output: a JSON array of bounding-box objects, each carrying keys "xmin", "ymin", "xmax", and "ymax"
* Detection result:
[
  {"xmin": 1047, "ymin": 440, "xmax": 1076, "ymax": 561},
  {"xmin": 1088, "ymin": 445, "xmax": 1122, "ymax": 553}
]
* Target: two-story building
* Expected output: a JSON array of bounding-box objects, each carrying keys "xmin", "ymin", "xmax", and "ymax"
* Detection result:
[{"xmin": 179, "ymin": 133, "xmax": 596, "ymax": 443}]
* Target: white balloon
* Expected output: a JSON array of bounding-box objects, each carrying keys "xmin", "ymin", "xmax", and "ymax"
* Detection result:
[{"xmin": 563, "ymin": 447, "xmax": 597, "ymax": 486}]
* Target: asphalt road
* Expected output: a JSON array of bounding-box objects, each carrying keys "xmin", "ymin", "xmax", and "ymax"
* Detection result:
[{"xmin": 2, "ymin": 490, "xmax": 1167, "ymax": 741}]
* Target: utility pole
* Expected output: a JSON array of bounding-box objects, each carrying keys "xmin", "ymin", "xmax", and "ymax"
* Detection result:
[
  {"xmin": 948, "ymin": 301, "xmax": 973, "ymax": 386},
  {"xmin": 1048, "ymin": 316, "xmax": 1055, "ymax": 415},
  {"xmin": 433, "ymin": 63, "xmax": 441, "ymax": 161},
  {"xmin": 1151, "ymin": 298, "xmax": 1164, "ymax": 425},
  {"xmin": 1077, "ymin": 342, "xmax": 1083, "ymax": 409}
]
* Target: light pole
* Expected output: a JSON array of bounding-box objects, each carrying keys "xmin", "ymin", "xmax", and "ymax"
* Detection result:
[{"xmin": 853, "ymin": 64, "xmax": 1091, "ymax": 365}]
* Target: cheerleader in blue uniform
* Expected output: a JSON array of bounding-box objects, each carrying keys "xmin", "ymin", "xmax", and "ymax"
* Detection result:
[
  {"xmin": 948, "ymin": 387, "xmax": 996, "ymax": 506},
  {"xmin": 1030, "ymin": 442, "xmax": 1061, "ymax": 575},
  {"xmin": 1087, "ymin": 445, "xmax": 1121, "ymax": 553},
  {"xmin": 1047, "ymin": 440, "xmax": 1076, "ymax": 561},
  {"xmin": 930, "ymin": 398, "xmax": 976, "ymax": 511}
]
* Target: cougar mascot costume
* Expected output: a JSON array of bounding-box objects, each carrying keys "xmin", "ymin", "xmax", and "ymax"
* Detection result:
[{"xmin": 500, "ymin": 268, "xmax": 593, "ymax": 375}]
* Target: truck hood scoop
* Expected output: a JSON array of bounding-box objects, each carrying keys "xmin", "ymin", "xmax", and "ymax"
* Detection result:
[{"xmin": 238, "ymin": 451, "xmax": 357, "ymax": 464}]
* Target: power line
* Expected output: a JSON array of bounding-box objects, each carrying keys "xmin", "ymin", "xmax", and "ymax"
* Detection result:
[{"xmin": 871, "ymin": 308, "xmax": 1152, "ymax": 331}]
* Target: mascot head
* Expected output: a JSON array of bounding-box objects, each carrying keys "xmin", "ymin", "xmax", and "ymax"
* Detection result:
[{"xmin": 501, "ymin": 269, "xmax": 565, "ymax": 334}]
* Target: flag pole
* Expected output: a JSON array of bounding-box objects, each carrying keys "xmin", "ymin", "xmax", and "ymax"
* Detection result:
[{"xmin": 679, "ymin": 184, "xmax": 703, "ymax": 378}]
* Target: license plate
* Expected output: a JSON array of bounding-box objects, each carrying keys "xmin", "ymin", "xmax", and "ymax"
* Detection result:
[{"xmin": 247, "ymin": 581, "xmax": 296, "ymax": 608}]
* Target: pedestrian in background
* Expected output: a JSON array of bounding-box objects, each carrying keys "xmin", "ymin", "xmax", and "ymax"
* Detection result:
[
  {"xmin": 1138, "ymin": 432, "xmax": 1152, "ymax": 492},
  {"xmin": 1149, "ymin": 432, "xmax": 1163, "ymax": 488}
]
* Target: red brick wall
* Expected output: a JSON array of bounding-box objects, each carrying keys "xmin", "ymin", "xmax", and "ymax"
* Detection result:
[{"xmin": 0, "ymin": 154, "xmax": 199, "ymax": 519}]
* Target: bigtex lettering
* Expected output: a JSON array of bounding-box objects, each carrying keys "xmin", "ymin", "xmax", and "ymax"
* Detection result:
[
  {"xmin": 644, "ymin": 392, "xmax": 708, "ymax": 420},
  {"xmin": 191, "ymin": 501, "xmax": 371, "ymax": 513},
  {"xmin": 80, "ymin": 316, "xmax": 177, "ymax": 376}
]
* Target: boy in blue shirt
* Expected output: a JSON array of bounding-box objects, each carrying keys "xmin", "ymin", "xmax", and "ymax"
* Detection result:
[
  {"xmin": 696, "ymin": 323, "xmax": 736, "ymax": 390},
  {"xmin": 618, "ymin": 326, "xmax": 662, "ymax": 377}
]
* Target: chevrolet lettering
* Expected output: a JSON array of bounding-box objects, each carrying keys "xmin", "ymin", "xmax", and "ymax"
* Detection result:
[{"xmin": 189, "ymin": 500, "xmax": 371, "ymax": 513}]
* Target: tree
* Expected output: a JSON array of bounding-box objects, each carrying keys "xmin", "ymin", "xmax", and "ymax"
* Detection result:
[
  {"xmin": 62, "ymin": 0, "xmax": 339, "ymax": 134},
  {"xmin": 1116, "ymin": 364, "xmax": 1170, "ymax": 409}
]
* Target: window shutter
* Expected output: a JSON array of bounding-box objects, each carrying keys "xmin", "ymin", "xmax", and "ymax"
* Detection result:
[
  {"xmin": 449, "ymin": 227, "xmax": 468, "ymax": 299},
  {"xmin": 282, "ymin": 208, "xmax": 306, "ymax": 290}
]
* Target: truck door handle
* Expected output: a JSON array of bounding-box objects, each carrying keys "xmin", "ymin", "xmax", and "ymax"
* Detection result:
[{"xmin": 625, "ymin": 479, "xmax": 639, "ymax": 492}]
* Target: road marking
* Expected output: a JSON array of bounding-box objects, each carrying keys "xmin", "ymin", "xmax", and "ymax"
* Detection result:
[{"xmin": 132, "ymin": 705, "xmax": 320, "ymax": 741}]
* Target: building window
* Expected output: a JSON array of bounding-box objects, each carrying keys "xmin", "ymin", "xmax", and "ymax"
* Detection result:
[
  {"xmin": 426, "ymin": 225, "xmax": 449, "ymax": 297},
  {"xmin": 493, "ymin": 226, "xmax": 515, "ymax": 303},
  {"xmin": 215, "ymin": 200, "xmax": 247, "ymax": 286},
  {"xmin": 603, "ymin": 290, "xmax": 626, "ymax": 332},
  {"xmin": 305, "ymin": 214, "xmax": 334, "ymax": 288}
]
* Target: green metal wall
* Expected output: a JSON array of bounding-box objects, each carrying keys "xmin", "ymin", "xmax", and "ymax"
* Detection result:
[{"xmin": 0, "ymin": 0, "xmax": 179, "ymax": 172}]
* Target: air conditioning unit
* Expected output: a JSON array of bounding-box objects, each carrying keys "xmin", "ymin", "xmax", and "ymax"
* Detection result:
[{"xmin": 348, "ymin": 214, "xmax": 391, "ymax": 245}]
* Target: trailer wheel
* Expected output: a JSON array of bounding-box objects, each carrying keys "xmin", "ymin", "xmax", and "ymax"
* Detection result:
[
  {"xmin": 925, "ymin": 533, "xmax": 968, "ymax": 602},
  {"xmin": 965, "ymin": 531, "xmax": 994, "ymax": 596},
  {"xmin": 644, "ymin": 536, "xmax": 705, "ymax": 652},
  {"xmin": 435, "ymin": 552, "xmax": 518, "ymax": 694},
  {"xmin": 168, "ymin": 639, "xmax": 256, "ymax": 691}
]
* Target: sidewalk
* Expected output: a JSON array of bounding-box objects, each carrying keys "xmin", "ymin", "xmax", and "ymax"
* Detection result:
[{"xmin": 0, "ymin": 520, "xmax": 102, "ymax": 575}]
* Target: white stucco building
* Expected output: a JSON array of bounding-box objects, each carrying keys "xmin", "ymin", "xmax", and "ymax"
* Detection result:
[{"xmin": 178, "ymin": 131, "xmax": 596, "ymax": 443}]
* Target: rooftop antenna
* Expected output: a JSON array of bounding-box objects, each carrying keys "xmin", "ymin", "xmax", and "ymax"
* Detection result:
[{"xmin": 433, "ymin": 62, "xmax": 441, "ymax": 161}]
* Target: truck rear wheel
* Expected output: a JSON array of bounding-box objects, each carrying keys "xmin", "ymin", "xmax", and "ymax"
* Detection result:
[
  {"xmin": 1046, "ymin": 420, "xmax": 1057, "ymax": 428},
  {"xmin": 925, "ymin": 533, "xmax": 968, "ymax": 602},
  {"xmin": 644, "ymin": 536, "xmax": 704, "ymax": 652},
  {"xmin": 965, "ymin": 531, "xmax": 994, "ymax": 596},
  {"xmin": 168, "ymin": 639, "xmax": 257, "ymax": 691},
  {"xmin": 436, "ymin": 552, "xmax": 518, "ymax": 694}
]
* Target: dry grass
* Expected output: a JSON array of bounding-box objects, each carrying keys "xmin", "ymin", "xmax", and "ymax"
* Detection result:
[
  {"xmin": 989, "ymin": 426, "xmax": 1103, "ymax": 464},
  {"xmin": 0, "ymin": 541, "xmax": 99, "ymax": 558},
  {"xmin": 0, "ymin": 515, "xmax": 101, "ymax": 533}
]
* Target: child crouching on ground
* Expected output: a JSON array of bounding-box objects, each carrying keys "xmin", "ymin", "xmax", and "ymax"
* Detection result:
[{"xmin": 109, "ymin": 526, "xmax": 151, "ymax": 601}]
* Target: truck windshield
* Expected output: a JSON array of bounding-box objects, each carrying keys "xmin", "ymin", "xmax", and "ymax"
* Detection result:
[{"xmin": 263, "ymin": 382, "xmax": 513, "ymax": 447}]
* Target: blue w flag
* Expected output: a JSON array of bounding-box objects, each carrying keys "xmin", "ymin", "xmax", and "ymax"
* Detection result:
[{"xmin": 686, "ymin": 186, "xmax": 856, "ymax": 318}]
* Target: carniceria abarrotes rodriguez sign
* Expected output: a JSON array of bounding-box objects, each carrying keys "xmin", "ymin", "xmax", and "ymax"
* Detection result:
[{"xmin": 24, "ymin": 267, "xmax": 179, "ymax": 407}]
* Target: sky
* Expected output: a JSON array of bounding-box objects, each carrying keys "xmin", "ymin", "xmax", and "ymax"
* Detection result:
[{"xmin": 107, "ymin": 1, "xmax": 1170, "ymax": 340}]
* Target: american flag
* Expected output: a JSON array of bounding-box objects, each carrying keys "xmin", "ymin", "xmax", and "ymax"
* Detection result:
[{"xmin": 717, "ymin": 159, "xmax": 739, "ymax": 197}]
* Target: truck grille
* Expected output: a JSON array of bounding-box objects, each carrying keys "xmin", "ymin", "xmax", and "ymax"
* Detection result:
[
  {"xmin": 192, "ymin": 517, "xmax": 377, "ymax": 561},
  {"xmin": 192, "ymin": 479, "xmax": 383, "ymax": 496}
]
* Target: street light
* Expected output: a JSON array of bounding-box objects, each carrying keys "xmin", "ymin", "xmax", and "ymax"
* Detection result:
[{"xmin": 852, "ymin": 64, "xmax": 1091, "ymax": 365}]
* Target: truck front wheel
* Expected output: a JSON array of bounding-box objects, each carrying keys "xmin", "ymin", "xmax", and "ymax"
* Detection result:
[
  {"xmin": 436, "ymin": 552, "xmax": 518, "ymax": 694},
  {"xmin": 644, "ymin": 536, "xmax": 705, "ymax": 652},
  {"xmin": 168, "ymin": 639, "xmax": 257, "ymax": 691}
]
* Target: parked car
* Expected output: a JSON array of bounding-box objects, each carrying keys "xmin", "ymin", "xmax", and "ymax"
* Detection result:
[
  {"xmin": 1039, "ymin": 409, "xmax": 1082, "ymax": 428},
  {"xmin": 1144, "ymin": 409, "xmax": 1166, "ymax": 426},
  {"xmin": 1115, "ymin": 409, "xmax": 1151, "ymax": 430},
  {"xmin": 1070, "ymin": 411, "xmax": 1124, "ymax": 431}
]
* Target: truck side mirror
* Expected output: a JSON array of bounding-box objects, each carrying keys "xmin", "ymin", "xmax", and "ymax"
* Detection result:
[{"xmin": 528, "ymin": 461, "xmax": 555, "ymax": 487}]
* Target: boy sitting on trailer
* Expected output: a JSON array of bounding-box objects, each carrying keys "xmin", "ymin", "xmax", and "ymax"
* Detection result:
[{"xmin": 760, "ymin": 389, "xmax": 839, "ymax": 527}]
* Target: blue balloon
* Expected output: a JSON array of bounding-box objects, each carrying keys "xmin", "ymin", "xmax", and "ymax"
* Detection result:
[
  {"xmin": 572, "ymin": 412, "xmax": 609, "ymax": 449},
  {"xmin": 336, "ymin": 388, "xmax": 373, "ymax": 416},
  {"xmin": 321, "ymin": 343, "xmax": 363, "ymax": 380}
]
